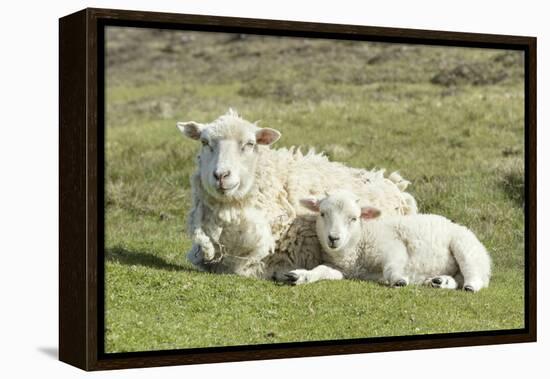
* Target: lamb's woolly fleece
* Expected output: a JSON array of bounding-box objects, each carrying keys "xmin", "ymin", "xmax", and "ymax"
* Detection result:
[
  {"xmin": 184, "ymin": 110, "xmax": 417, "ymax": 279},
  {"xmin": 295, "ymin": 190, "xmax": 491, "ymax": 291}
]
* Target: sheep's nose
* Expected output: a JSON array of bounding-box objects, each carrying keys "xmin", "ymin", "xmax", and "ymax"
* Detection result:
[
  {"xmin": 213, "ymin": 170, "xmax": 231, "ymax": 181},
  {"xmin": 328, "ymin": 235, "xmax": 340, "ymax": 243}
]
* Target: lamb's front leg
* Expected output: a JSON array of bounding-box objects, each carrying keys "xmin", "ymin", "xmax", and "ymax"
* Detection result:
[
  {"xmin": 283, "ymin": 265, "xmax": 344, "ymax": 285},
  {"xmin": 380, "ymin": 241, "xmax": 410, "ymax": 287}
]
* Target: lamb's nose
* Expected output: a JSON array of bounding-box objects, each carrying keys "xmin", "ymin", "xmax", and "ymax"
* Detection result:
[
  {"xmin": 328, "ymin": 235, "xmax": 340, "ymax": 243},
  {"xmin": 213, "ymin": 170, "xmax": 231, "ymax": 181}
]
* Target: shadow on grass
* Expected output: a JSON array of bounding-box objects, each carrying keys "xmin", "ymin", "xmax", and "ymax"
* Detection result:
[{"xmin": 106, "ymin": 246, "xmax": 196, "ymax": 273}]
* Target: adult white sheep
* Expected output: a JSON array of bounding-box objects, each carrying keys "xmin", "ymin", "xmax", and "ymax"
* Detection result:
[
  {"xmin": 290, "ymin": 190, "xmax": 491, "ymax": 291},
  {"xmin": 177, "ymin": 109, "xmax": 417, "ymax": 279}
]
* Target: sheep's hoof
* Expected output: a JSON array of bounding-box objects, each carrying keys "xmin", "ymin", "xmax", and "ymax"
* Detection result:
[
  {"xmin": 464, "ymin": 285, "xmax": 475, "ymax": 292},
  {"xmin": 432, "ymin": 277, "xmax": 443, "ymax": 285},
  {"xmin": 394, "ymin": 279, "xmax": 407, "ymax": 287}
]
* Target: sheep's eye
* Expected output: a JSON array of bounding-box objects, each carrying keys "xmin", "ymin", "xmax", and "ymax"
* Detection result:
[
  {"xmin": 350, "ymin": 217, "xmax": 358, "ymax": 222},
  {"xmin": 320, "ymin": 212, "xmax": 325, "ymax": 218}
]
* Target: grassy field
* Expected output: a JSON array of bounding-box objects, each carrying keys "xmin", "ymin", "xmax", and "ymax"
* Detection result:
[{"xmin": 104, "ymin": 27, "xmax": 525, "ymax": 353}]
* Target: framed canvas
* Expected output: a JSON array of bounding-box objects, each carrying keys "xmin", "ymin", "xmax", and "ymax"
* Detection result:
[{"xmin": 59, "ymin": 8, "xmax": 536, "ymax": 371}]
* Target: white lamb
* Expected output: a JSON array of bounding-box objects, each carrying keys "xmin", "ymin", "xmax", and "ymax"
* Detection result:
[
  {"xmin": 289, "ymin": 190, "xmax": 491, "ymax": 291},
  {"xmin": 177, "ymin": 109, "xmax": 417, "ymax": 279}
]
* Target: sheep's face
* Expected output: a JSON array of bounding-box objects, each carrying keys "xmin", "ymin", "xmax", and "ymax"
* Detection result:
[
  {"xmin": 300, "ymin": 190, "xmax": 381, "ymax": 254},
  {"xmin": 178, "ymin": 110, "xmax": 281, "ymax": 201}
]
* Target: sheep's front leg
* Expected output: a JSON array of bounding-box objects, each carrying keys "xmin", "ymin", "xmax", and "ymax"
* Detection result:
[
  {"xmin": 187, "ymin": 243, "xmax": 206, "ymax": 267},
  {"xmin": 187, "ymin": 224, "xmax": 223, "ymax": 268},
  {"xmin": 186, "ymin": 193, "xmax": 221, "ymax": 264},
  {"xmin": 283, "ymin": 265, "xmax": 344, "ymax": 285},
  {"xmin": 191, "ymin": 229, "xmax": 216, "ymax": 260}
]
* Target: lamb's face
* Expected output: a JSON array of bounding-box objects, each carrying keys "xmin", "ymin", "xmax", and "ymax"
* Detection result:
[
  {"xmin": 317, "ymin": 193, "xmax": 363, "ymax": 253},
  {"xmin": 178, "ymin": 110, "xmax": 280, "ymax": 201},
  {"xmin": 300, "ymin": 190, "xmax": 381, "ymax": 255}
]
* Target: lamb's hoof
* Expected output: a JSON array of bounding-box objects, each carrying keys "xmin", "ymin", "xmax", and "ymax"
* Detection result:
[
  {"xmin": 464, "ymin": 285, "xmax": 475, "ymax": 292},
  {"xmin": 284, "ymin": 272, "xmax": 299, "ymax": 286},
  {"xmin": 394, "ymin": 279, "xmax": 407, "ymax": 287},
  {"xmin": 428, "ymin": 275, "xmax": 458, "ymax": 290}
]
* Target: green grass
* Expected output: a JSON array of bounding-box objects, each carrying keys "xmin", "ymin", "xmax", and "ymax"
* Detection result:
[{"xmin": 104, "ymin": 27, "xmax": 525, "ymax": 353}]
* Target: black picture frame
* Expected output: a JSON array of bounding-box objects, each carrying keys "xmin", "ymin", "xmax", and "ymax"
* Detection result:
[{"xmin": 59, "ymin": 7, "xmax": 537, "ymax": 371}]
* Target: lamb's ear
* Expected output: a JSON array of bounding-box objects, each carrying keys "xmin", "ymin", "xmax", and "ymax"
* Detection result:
[
  {"xmin": 300, "ymin": 198, "xmax": 320, "ymax": 212},
  {"xmin": 256, "ymin": 128, "xmax": 281, "ymax": 145},
  {"xmin": 360, "ymin": 206, "xmax": 381, "ymax": 220},
  {"xmin": 177, "ymin": 121, "xmax": 205, "ymax": 140}
]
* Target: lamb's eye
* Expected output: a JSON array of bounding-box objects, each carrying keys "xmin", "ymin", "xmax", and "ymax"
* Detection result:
[
  {"xmin": 320, "ymin": 212, "xmax": 325, "ymax": 218},
  {"xmin": 242, "ymin": 141, "xmax": 255, "ymax": 151},
  {"xmin": 350, "ymin": 217, "xmax": 358, "ymax": 222}
]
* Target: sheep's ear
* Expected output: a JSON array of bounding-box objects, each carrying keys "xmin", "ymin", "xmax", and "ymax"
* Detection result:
[
  {"xmin": 360, "ymin": 206, "xmax": 381, "ymax": 220},
  {"xmin": 256, "ymin": 128, "xmax": 281, "ymax": 145},
  {"xmin": 300, "ymin": 198, "xmax": 320, "ymax": 212},
  {"xmin": 177, "ymin": 121, "xmax": 205, "ymax": 140}
]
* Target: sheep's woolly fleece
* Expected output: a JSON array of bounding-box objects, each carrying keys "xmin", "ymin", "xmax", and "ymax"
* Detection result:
[{"xmin": 182, "ymin": 110, "xmax": 418, "ymax": 279}]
